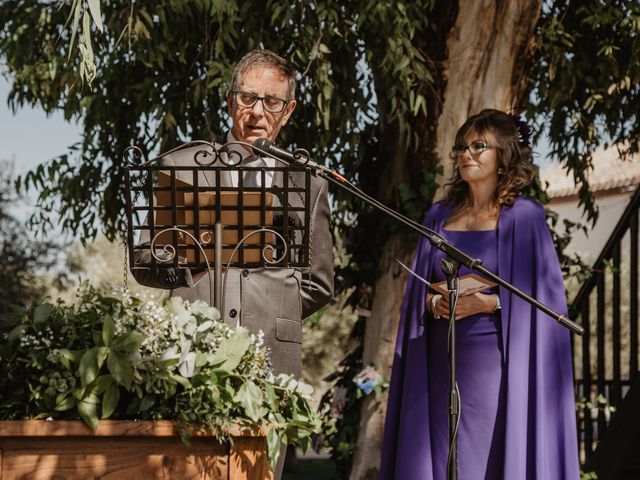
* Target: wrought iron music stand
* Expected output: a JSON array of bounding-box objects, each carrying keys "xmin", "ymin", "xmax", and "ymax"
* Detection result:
[{"xmin": 123, "ymin": 140, "xmax": 313, "ymax": 313}]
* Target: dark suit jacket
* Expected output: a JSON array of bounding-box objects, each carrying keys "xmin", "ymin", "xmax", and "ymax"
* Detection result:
[{"xmin": 132, "ymin": 141, "xmax": 334, "ymax": 377}]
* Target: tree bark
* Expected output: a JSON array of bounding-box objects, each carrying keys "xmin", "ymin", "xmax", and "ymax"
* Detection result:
[{"xmin": 349, "ymin": 1, "xmax": 542, "ymax": 478}]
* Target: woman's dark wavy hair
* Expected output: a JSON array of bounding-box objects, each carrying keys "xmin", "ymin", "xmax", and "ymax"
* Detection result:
[{"xmin": 445, "ymin": 109, "xmax": 535, "ymax": 208}]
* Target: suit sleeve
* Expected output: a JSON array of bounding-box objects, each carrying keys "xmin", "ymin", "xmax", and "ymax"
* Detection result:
[{"xmin": 300, "ymin": 178, "xmax": 334, "ymax": 318}]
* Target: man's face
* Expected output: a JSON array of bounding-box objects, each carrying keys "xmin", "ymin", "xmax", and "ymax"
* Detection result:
[{"xmin": 227, "ymin": 66, "xmax": 297, "ymax": 149}]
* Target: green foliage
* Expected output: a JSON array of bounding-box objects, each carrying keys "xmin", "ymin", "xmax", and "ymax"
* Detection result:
[
  {"xmin": 0, "ymin": 284, "xmax": 321, "ymax": 469},
  {"xmin": 317, "ymin": 316, "xmax": 366, "ymax": 479},
  {"xmin": 0, "ymin": 162, "xmax": 65, "ymax": 314},
  {"xmin": 1, "ymin": 0, "xmax": 439, "ymax": 265},
  {"xmin": 528, "ymin": 0, "xmax": 640, "ymax": 225}
]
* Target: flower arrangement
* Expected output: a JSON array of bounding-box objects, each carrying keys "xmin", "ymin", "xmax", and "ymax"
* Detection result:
[{"xmin": 0, "ymin": 284, "xmax": 321, "ymax": 468}]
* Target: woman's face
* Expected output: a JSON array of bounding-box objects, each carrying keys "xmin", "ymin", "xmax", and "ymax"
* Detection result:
[{"xmin": 456, "ymin": 130, "xmax": 500, "ymax": 187}]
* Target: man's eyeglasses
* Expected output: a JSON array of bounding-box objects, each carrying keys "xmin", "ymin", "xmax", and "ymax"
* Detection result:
[
  {"xmin": 232, "ymin": 90, "xmax": 289, "ymax": 113},
  {"xmin": 451, "ymin": 141, "xmax": 496, "ymax": 157}
]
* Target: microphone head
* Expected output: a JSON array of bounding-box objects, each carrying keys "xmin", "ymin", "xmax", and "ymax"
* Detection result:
[{"xmin": 252, "ymin": 137, "xmax": 272, "ymax": 155}]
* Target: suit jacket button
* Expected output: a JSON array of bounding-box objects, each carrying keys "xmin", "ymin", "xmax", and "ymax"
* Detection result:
[
  {"xmin": 229, "ymin": 309, "xmax": 237, "ymax": 318},
  {"xmin": 242, "ymin": 269, "xmax": 249, "ymax": 277}
]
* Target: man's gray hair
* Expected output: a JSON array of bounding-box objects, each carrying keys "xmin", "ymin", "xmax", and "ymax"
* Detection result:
[{"xmin": 231, "ymin": 49, "xmax": 297, "ymax": 100}]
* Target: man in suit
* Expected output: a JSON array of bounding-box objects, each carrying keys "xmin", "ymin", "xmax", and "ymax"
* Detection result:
[{"xmin": 132, "ymin": 48, "xmax": 333, "ymax": 399}]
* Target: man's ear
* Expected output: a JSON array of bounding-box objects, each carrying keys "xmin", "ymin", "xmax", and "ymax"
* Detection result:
[
  {"xmin": 281, "ymin": 99, "xmax": 297, "ymax": 125},
  {"xmin": 226, "ymin": 90, "xmax": 234, "ymax": 115}
]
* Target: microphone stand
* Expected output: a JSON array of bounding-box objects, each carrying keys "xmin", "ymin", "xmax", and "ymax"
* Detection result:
[
  {"xmin": 249, "ymin": 140, "xmax": 584, "ymax": 480},
  {"xmin": 440, "ymin": 257, "xmax": 461, "ymax": 480}
]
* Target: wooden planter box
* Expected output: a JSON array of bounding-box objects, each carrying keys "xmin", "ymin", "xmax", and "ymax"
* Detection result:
[{"xmin": 0, "ymin": 420, "xmax": 273, "ymax": 479}]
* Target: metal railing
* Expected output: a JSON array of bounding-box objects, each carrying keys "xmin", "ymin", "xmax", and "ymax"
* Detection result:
[{"xmin": 570, "ymin": 184, "xmax": 640, "ymax": 464}]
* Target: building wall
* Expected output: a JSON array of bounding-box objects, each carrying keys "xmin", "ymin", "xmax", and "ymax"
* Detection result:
[{"xmin": 548, "ymin": 187, "xmax": 636, "ymax": 260}]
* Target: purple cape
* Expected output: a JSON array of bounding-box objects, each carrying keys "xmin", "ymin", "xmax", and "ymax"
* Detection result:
[{"xmin": 380, "ymin": 197, "xmax": 580, "ymax": 479}]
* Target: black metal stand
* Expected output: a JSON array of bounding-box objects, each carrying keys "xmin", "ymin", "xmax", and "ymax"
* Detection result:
[
  {"xmin": 124, "ymin": 140, "xmax": 313, "ymax": 320},
  {"xmin": 440, "ymin": 258, "xmax": 461, "ymax": 480}
]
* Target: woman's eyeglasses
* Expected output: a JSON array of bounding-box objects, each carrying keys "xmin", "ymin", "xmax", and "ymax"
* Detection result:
[
  {"xmin": 451, "ymin": 141, "xmax": 496, "ymax": 157},
  {"xmin": 232, "ymin": 90, "xmax": 289, "ymax": 113}
]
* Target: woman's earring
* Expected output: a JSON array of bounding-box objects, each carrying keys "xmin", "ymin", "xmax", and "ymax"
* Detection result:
[{"xmin": 498, "ymin": 168, "xmax": 506, "ymax": 175}]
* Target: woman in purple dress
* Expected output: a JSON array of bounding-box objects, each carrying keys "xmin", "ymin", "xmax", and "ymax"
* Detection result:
[{"xmin": 380, "ymin": 109, "xmax": 580, "ymax": 479}]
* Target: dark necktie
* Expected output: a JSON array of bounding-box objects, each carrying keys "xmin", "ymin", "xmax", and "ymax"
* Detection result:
[{"xmin": 242, "ymin": 155, "xmax": 265, "ymax": 187}]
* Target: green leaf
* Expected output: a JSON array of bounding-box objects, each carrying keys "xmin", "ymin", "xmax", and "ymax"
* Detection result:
[
  {"xmin": 54, "ymin": 392, "xmax": 77, "ymax": 411},
  {"xmin": 139, "ymin": 394, "xmax": 156, "ymax": 412},
  {"xmin": 97, "ymin": 346, "xmax": 109, "ymax": 368},
  {"xmin": 77, "ymin": 393, "xmax": 100, "ymax": 430},
  {"xmin": 266, "ymin": 427, "xmax": 281, "ymax": 471},
  {"xmin": 79, "ymin": 347, "xmax": 100, "ymax": 386},
  {"xmin": 56, "ymin": 349, "xmax": 82, "ymax": 369},
  {"xmin": 92, "ymin": 374, "xmax": 114, "ymax": 394},
  {"xmin": 33, "ymin": 303, "xmax": 53, "ymax": 326},
  {"xmin": 7, "ymin": 324, "xmax": 28, "ymax": 344},
  {"xmin": 101, "ymin": 383, "xmax": 120, "ymax": 419},
  {"xmin": 107, "ymin": 351, "xmax": 133, "ymax": 389},
  {"xmin": 264, "ymin": 383, "xmax": 278, "ymax": 411},
  {"xmin": 234, "ymin": 380, "xmax": 264, "ymax": 422},
  {"xmin": 209, "ymin": 327, "xmax": 252, "ymax": 372},
  {"xmin": 111, "ymin": 331, "xmax": 145, "ymax": 353},
  {"xmin": 102, "ymin": 314, "xmax": 115, "ymax": 346}
]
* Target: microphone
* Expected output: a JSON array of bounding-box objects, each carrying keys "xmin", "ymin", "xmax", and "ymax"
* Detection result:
[{"xmin": 253, "ymin": 138, "xmax": 325, "ymax": 171}]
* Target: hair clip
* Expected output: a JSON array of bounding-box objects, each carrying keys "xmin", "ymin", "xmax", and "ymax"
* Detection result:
[{"xmin": 509, "ymin": 114, "xmax": 532, "ymax": 149}]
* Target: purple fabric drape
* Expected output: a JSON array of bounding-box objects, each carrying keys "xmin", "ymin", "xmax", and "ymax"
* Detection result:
[{"xmin": 380, "ymin": 197, "xmax": 580, "ymax": 479}]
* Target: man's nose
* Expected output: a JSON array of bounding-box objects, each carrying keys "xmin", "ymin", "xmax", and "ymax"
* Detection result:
[{"xmin": 249, "ymin": 99, "xmax": 265, "ymax": 115}]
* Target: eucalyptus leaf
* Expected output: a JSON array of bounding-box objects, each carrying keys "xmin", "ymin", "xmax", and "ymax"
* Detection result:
[
  {"xmin": 178, "ymin": 352, "xmax": 197, "ymax": 378},
  {"xmin": 86, "ymin": 0, "xmax": 104, "ymax": 32}
]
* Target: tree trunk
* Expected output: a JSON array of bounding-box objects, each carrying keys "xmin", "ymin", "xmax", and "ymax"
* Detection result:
[{"xmin": 349, "ymin": 1, "xmax": 542, "ymax": 478}]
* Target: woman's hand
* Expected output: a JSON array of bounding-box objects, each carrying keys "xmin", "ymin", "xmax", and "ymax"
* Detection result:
[{"xmin": 430, "ymin": 292, "xmax": 498, "ymax": 320}]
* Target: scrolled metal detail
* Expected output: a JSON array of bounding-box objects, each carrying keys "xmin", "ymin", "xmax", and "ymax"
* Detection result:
[
  {"xmin": 219, "ymin": 148, "xmax": 243, "ymax": 167},
  {"xmin": 123, "ymin": 145, "xmax": 146, "ymax": 165},
  {"xmin": 221, "ymin": 228, "xmax": 289, "ymax": 324},
  {"xmin": 149, "ymin": 227, "xmax": 214, "ymax": 305},
  {"xmin": 291, "ymin": 148, "xmax": 311, "ymax": 167},
  {"xmin": 150, "ymin": 227, "xmax": 212, "ymax": 267},
  {"xmin": 200, "ymin": 231, "xmax": 213, "ymax": 245},
  {"xmin": 224, "ymin": 228, "xmax": 288, "ymax": 269},
  {"xmin": 193, "ymin": 148, "xmax": 217, "ymax": 166}
]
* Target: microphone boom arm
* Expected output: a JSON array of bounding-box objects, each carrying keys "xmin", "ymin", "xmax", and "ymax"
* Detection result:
[{"xmin": 246, "ymin": 139, "xmax": 584, "ymax": 336}]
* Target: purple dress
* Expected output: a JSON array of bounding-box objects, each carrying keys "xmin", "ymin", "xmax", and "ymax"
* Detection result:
[
  {"xmin": 380, "ymin": 197, "xmax": 580, "ymax": 480},
  {"xmin": 428, "ymin": 229, "xmax": 504, "ymax": 479}
]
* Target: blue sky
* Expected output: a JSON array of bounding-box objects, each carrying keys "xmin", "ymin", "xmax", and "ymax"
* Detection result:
[
  {"xmin": 0, "ymin": 76, "xmax": 80, "ymax": 175},
  {"xmin": 1, "ymin": 75, "xmax": 80, "ymax": 237}
]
